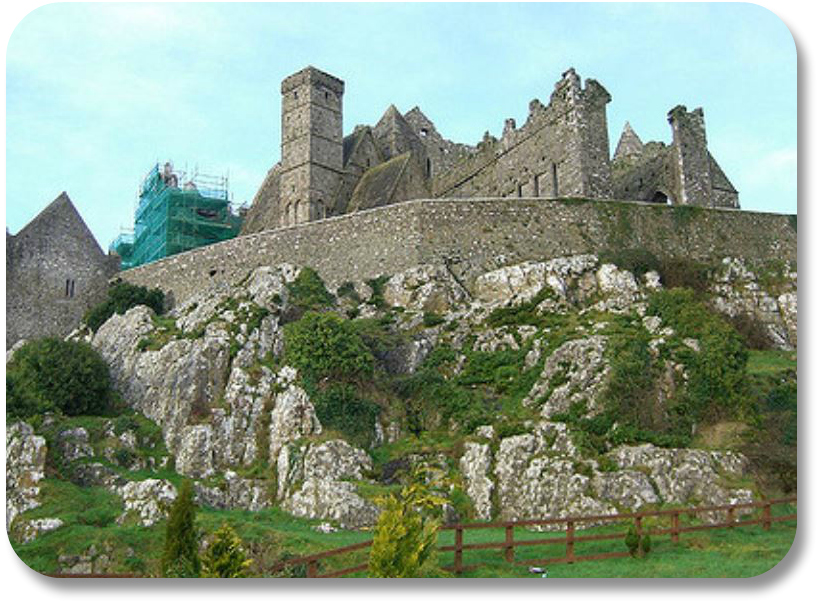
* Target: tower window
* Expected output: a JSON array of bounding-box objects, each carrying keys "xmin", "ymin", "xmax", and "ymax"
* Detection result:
[
  {"xmin": 551, "ymin": 163, "xmax": 559, "ymax": 197},
  {"xmin": 65, "ymin": 279, "xmax": 75, "ymax": 298},
  {"xmin": 425, "ymin": 158, "xmax": 432, "ymax": 178}
]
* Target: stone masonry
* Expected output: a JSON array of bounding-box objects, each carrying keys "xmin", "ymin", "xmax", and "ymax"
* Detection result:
[{"xmin": 120, "ymin": 197, "xmax": 795, "ymax": 308}]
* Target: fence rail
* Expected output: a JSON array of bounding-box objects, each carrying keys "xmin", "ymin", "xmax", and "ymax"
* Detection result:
[
  {"xmin": 270, "ymin": 496, "xmax": 796, "ymax": 577},
  {"xmin": 44, "ymin": 496, "xmax": 796, "ymax": 579}
]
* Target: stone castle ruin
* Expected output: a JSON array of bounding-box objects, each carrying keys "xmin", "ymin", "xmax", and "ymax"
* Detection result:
[
  {"xmin": 9, "ymin": 66, "xmax": 791, "ymax": 346},
  {"xmin": 242, "ymin": 66, "xmax": 739, "ymax": 235}
]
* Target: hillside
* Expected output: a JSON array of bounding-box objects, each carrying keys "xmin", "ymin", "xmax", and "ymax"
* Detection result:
[{"xmin": 6, "ymin": 251, "xmax": 797, "ymax": 575}]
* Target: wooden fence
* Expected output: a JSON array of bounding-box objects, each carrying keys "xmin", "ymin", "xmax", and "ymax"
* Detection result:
[
  {"xmin": 45, "ymin": 496, "xmax": 796, "ymax": 578},
  {"xmin": 268, "ymin": 496, "xmax": 796, "ymax": 578}
]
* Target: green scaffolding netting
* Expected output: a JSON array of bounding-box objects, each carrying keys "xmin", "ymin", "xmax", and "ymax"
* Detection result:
[{"xmin": 111, "ymin": 163, "xmax": 243, "ymax": 269}]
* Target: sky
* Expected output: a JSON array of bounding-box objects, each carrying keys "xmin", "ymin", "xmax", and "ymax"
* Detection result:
[{"xmin": 4, "ymin": 2, "xmax": 799, "ymax": 253}]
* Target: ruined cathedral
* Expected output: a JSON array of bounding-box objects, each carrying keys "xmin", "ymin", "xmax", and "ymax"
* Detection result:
[{"xmin": 242, "ymin": 66, "xmax": 739, "ymax": 234}]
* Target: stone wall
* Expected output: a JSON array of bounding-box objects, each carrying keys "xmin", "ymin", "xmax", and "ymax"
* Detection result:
[{"xmin": 120, "ymin": 197, "xmax": 796, "ymax": 308}]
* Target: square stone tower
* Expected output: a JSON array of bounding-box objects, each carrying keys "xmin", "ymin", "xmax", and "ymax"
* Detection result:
[{"xmin": 279, "ymin": 66, "xmax": 345, "ymax": 226}]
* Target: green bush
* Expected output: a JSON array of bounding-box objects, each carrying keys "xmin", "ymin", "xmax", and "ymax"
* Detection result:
[
  {"xmin": 285, "ymin": 267, "xmax": 335, "ymax": 312},
  {"xmin": 647, "ymin": 288, "xmax": 750, "ymax": 422},
  {"xmin": 283, "ymin": 312, "xmax": 374, "ymax": 382},
  {"xmin": 624, "ymin": 524, "xmax": 651, "ymax": 558},
  {"xmin": 161, "ymin": 481, "xmax": 201, "ymax": 578},
  {"xmin": 312, "ymin": 384, "xmax": 380, "ymax": 448},
  {"xmin": 599, "ymin": 248, "xmax": 661, "ymax": 276},
  {"xmin": 6, "ymin": 338, "xmax": 113, "ymax": 419},
  {"xmin": 368, "ymin": 469, "xmax": 446, "ymax": 578},
  {"xmin": 658, "ymin": 258, "xmax": 712, "ymax": 294},
  {"xmin": 84, "ymin": 280, "xmax": 164, "ymax": 332},
  {"xmin": 485, "ymin": 287, "xmax": 555, "ymax": 328},
  {"xmin": 201, "ymin": 523, "xmax": 253, "ymax": 578}
]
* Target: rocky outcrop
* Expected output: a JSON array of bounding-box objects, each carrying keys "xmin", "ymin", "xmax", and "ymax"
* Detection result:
[
  {"xmin": 459, "ymin": 422, "xmax": 755, "ymax": 527},
  {"xmin": 523, "ymin": 336, "xmax": 610, "ymax": 418},
  {"xmin": 194, "ymin": 471, "xmax": 271, "ymax": 512},
  {"xmin": 6, "ymin": 422, "xmax": 47, "ymax": 531},
  {"xmin": 278, "ymin": 439, "xmax": 378, "ymax": 529},
  {"xmin": 383, "ymin": 264, "xmax": 469, "ymax": 314},
  {"xmin": 607, "ymin": 444, "xmax": 753, "ymax": 520},
  {"xmin": 459, "ymin": 442, "xmax": 494, "ymax": 520},
  {"xmin": 710, "ymin": 257, "xmax": 797, "ymax": 349},
  {"xmin": 116, "ymin": 479, "xmax": 178, "ymax": 527}
]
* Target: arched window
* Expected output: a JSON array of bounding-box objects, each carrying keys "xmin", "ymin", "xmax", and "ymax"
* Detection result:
[{"xmin": 650, "ymin": 191, "xmax": 669, "ymax": 204}]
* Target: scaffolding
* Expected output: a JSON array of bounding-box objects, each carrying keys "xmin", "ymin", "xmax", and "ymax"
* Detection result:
[{"xmin": 111, "ymin": 162, "xmax": 243, "ymax": 268}]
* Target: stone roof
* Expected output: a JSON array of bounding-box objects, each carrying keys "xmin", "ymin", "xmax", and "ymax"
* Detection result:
[
  {"xmin": 613, "ymin": 122, "xmax": 644, "ymax": 161},
  {"xmin": 13, "ymin": 191, "xmax": 104, "ymax": 255},
  {"xmin": 347, "ymin": 153, "xmax": 414, "ymax": 212}
]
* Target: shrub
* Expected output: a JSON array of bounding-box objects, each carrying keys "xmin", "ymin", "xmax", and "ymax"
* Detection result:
[
  {"xmin": 161, "ymin": 481, "xmax": 201, "ymax": 578},
  {"xmin": 6, "ymin": 338, "xmax": 113, "ymax": 419},
  {"xmin": 368, "ymin": 469, "xmax": 446, "ymax": 578},
  {"xmin": 201, "ymin": 523, "xmax": 253, "ymax": 578},
  {"xmin": 84, "ymin": 280, "xmax": 164, "ymax": 332},
  {"xmin": 283, "ymin": 312, "xmax": 374, "ymax": 382},
  {"xmin": 286, "ymin": 267, "xmax": 335, "ymax": 312},
  {"xmin": 599, "ymin": 248, "xmax": 661, "ymax": 276},
  {"xmin": 312, "ymin": 384, "xmax": 380, "ymax": 448},
  {"xmin": 658, "ymin": 258, "xmax": 711, "ymax": 294},
  {"xmin": 625, "ymin": 524, "xmax": 651, "ymax": 558},
  {"xmin": 722, "ymin": 312, "xmax": 773, "ymax": 350},
  {"xmin": 647, "ymin": 288, "xmax": 750, "ymax": 422}
]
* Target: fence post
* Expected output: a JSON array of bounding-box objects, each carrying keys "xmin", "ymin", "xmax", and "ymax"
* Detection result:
[
  {"xmin": 504, "ymin": 524, "xmax": 514, "ymax": 563},
  {"xmin": 566, "ymin": 521, "xmax": 575, "ymax": 564},
  {"xmin": 672, "ymin": 512, "xmax": 680, "ymax": 544},
  {"xmin": 727, "ymin": 506, "xmax": 735, "ymax": 528},
  {"xmin": 307, "ymin": 559, "xmax": 318, "ymax": 578},
  {"xmin": 454, "ymin": 527, "xmax": 464, "ymax": 574},
  {"xmin": 763, "ymin": 503, "xmax": 772, "ymax": 530},
  {"xmin": 635, "ymin": 513, "xmax": 642, "ymax": 538}
]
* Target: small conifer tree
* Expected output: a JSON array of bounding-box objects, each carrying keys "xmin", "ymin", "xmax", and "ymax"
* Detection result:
[
  {"xmin": 368, "ymin": 467, "xmax": 446, "ymax": 578},
  {"xmin": 161, "ymin": 481, "xmax": 201, "ymax": 577},
  {"xmin": 201, "ymin": 523, "xmax": 253, "ymax": 578}
]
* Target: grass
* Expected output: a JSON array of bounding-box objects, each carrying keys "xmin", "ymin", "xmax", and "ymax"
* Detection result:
[
  {"xmin": 746, "ymin": 349, "xmax": 797, "ymax": 376},
  {"xmin": 11, "ymin": 474, "xmax": 796, "ymax": 579}
]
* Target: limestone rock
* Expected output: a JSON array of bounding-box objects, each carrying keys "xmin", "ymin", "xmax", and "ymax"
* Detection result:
[
  {"xmin": 116, "ymin": 479, "xmax": 178, "ymax": 527},
  {"xmin": 523, "ymin": 336, "xmax": 610, "ymax": 418},
  {"xmin": 383, "ymin": 264, "xmax": 469, "ymax": 314},
  {"xmin": 57, "ymin": 427, "xmax": 94, "ymax": 462},
  {"xmin": 268, "ymin": 384, "xmax": 322, "ymax": 462},
  {"xmin": 278, "ymin": 439, "xmax": 378, "ymax": 529},
  {"xmin": 6, "ymin": 422, "xmax": 47, "ymax": 530},
  {"xmin": 194, "ymin": 471, "xmax": 270, "ymax": 512},
  {"xmin": 15, "ymin": 518, "xmax": 65, "ymax": 544},
  {"xmin": 591, "ymin": 471, "xmax": 659, "ymax": 510},
  {"xmin": 93, "ymin": 306, "xmax": 231, "ymax": 465},
  {"xmin": 175, "ymin": 424, "xmax": 215, "ymax": 479},
  {"xmin": 459, "ymin": 442, "xmax": 494, "ymax": 520},
  {"xmin": 594, "ymin": 263, "xmax": 642, "ymax": 312},
  {"xmin": 608, "ymin": 444, "xmax": 752, "ymax": 520}
]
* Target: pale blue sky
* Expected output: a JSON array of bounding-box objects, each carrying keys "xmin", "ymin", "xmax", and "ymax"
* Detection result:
[{"xmin": 5, "ymin": 2, "xmax": 797, "ymax": 250}]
